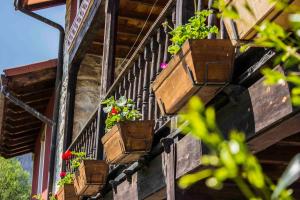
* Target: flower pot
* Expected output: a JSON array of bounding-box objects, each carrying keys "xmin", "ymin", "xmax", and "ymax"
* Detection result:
[
  {"xmin": 73, "ymin": 160, "xmax": 109, "ymax": 196},
  {"xmin": 56, "ymin": 184, "xmax": 79, "ymax": 200},
  {"xmin": 223, "ymin": 0, "xmax": 300, "ymax": 42},
  {"xmin": 152, "ymin": 39, "xmax": 235, "ymax": 115},
  {"xmin": 101, "ymin": 120, "xmax": 154, "ymax": 164}
]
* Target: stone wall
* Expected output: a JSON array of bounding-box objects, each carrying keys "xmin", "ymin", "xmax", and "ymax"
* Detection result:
[{"xmin": 72, "ymin": 54, "xmax": 102, "ymax": 140}]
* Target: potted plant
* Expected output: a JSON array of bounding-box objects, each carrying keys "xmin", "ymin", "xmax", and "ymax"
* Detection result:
[
  {"xmin": 72, "ymin": 153, "xmax": 108, "ymax": 196},
  {"xmin": 152, "ymin": 10, "xmax": 235, "ymax": 115},
  {"xmin": 221, "ymin": 0, "xmax": 300, "ymax": 42},
  {"xmin": 101, "ymin": 96, "xmax": 154, "ymax": 164},
  {"xmin": 61, "ymin": 150, "xmax": 109, "ymax": 196},
  {"xmin": 56, "ymin": 171, "xmax": 78, "ymax": 200}
]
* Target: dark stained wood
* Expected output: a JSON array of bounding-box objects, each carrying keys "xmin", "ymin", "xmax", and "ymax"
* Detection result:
[
  {"xmin": 224, "ymin": 0, "xmax": 300, "ymax": 42},
  {"xmin": 149, "ymin": 37, "xmax": 158, "ymax": 120},
  {"xmin": 0, "ymin": 60, "xmax": 56, "ymax": 158},
  {"xmin": 142, "ymin": 46, "xmax": 151, "ymax": 120},
  {"xmin": 56, "ymin": 184, "xmax": 79, "ymax": 200},
  {"xmin": 152, "ymin": 39, "xmax": 235, "ymax": 115},
  {"xmin": 137, "ymin": 55, "xmax": 145, "ymax": 113},
  {"xmin": 111, "ymin": 155, "xmax": 166, "ymax": 200},
  {"xmin": 100, "ymin": 0, "xmax": 119, "ymax": 96},
  {"xmin": 101, "ymin": 120, "xmax": 154, "ymax": 164},
  {"xmin": 73, "ymin": 160, "xmax": 109, "ymax": 196}
]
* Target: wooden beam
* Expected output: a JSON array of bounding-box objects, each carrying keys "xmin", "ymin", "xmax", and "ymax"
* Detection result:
[
  {"xmin": 4, "ymin": 120, "xmax": 41, "ymax": 129},
  {"xmin": 87, "ymin": 42, "xmax": 136, "ymax": 58},
  {"xmin": 1, "ymin": 149, "xmax": 33, "ymax": 158},
  {"xmin": 100, "ymin": 0, "xmax": 120, "ymax": 96}
]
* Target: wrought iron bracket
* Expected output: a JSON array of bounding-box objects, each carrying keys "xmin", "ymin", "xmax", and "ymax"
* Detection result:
[
  {"xmin": 123, "ymin": 169, "xmax": 134, "ymax": 183},
  {"xmin": 184, "ymin": 62, "xmax": 230, "ymax": 88},
  {"xmin": 160, "ymin": 138, "xmax": 174, "ymax": 154},
  {"xmin": 221, "ymin": 84, "xmax": 246, "ymax": 105},
  {"xmin": 109, "ymin": 180, "xmax": 119, "ymax": 193}
]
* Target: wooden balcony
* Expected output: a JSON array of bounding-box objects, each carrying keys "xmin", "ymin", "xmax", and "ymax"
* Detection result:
[{"xmin": 64, "ymin": 0, "xmax": 300, "ymax": 199}]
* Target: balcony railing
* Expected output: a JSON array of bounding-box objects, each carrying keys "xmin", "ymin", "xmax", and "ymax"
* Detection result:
[
  {"xmin": 65, "ymin": 110, "xmax": 100, "ymax": 173},
  {"xmin": 65, "ymin": 0, "xmax": 225, "ymax": 172}
]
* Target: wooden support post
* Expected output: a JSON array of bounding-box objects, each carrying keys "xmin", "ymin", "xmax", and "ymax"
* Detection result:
[
  {"xmin": 100, "ymin": 0, "xmax": 119, "ymax": 97},
  {"xmin": 98, "ymin": 0, "xmax": 119, "ymax": 160},
  {"xmin": 64, "ymin": 62, "xmax": 80, "ymax": 153}
]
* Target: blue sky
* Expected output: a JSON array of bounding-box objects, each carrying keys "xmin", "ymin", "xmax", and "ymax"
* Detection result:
[{"xmin": 0, "ymin": 1, "xmax": 65, "ymax": 70}]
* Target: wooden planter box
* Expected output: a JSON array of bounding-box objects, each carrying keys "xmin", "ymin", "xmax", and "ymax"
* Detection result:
[
  {"xmin": 73, "ymin": 160, "xmax": 109, "ymax": 196},
  {"xmin": 56, "ymin": 184, "xmax": 79, "ymax": 200},
  {"xmin": 224, "ymin": 0, "xmax": 300, "ymax": 42},
  {"xmin": 101, "ymin": 120, "xmax": 154, "ymax": 164},
  {"xmin": 152, "ymin": 39, "xmax": 235, "ymax": 115}
]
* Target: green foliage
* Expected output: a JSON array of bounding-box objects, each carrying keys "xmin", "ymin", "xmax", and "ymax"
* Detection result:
[
  {"xmin": 57, "ymin": 173, "xmax": 74, "ymax": 188},
  {"xmin": 0, "ymin": 157, "xmax": 31, "ymax": 200},
  {"xmin": 166, "ymin": 10, "xmax": 219, "ymax": 55},
  {"xmin": 70, "ymin": 151, "xmax": 86, "ymax": 170},
  {"xmin": 178, "ymin": 97, "xmax": 293, "ymax": 200},
  {"xmin": 102, "ymin": 96, "xmax": 142, "ymax": 131}
]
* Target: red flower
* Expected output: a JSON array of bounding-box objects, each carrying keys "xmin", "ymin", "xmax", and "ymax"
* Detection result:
[
  {"xmin": 55, "ymin": 194, "xmax": 58, "ymax": 199},
  {"xmin": 111, "ymin": 107, "xmax": 119, "ymax": 115},
  {"xmin": 62, "ymin": 150, "xmax": 72, "ymax": 160},
  {"xmin": 60, "ymin": 172, "xmax": 66, "ymax": 178}
]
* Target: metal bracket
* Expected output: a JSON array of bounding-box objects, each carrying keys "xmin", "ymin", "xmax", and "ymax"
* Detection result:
[
  {"xmin": 221, "ymin": 84, "xmax": 246, "ymax": 105},
  {"xmin": 123, "ymin": 169, "xmax": 134, "ymax": 183},
  {"xmin": 160, "ymin": 138, "xmax": 174, "ymax": 154},
  {"xmin": 184, "ymin": 62, "xmax": 231, "ymax": 87},
  {"xmin": 109, "ymin": 180, "xmax": 119, "ymax": 193}
]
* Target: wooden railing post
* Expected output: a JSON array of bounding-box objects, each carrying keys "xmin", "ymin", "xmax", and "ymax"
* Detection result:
[
  {"xmin": 100, "ymin": 0, "xmax": 119, "ymax": 97},
  {"xmin": 149, "ymin": 37, "xmax": 158, "ymax": 120},
  {"xmin": 142, "ymin": 45, "xmax": 151, "ymax": 120},
  {"xmin": 137, "ymin": 55, "xmax": 145, "ymax": 113},
  {"xmin": 208, "ymin": 0, "xmax": 217, "ymax": 39}
]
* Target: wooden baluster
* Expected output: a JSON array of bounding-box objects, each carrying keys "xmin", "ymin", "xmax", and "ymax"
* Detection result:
[
  {"xmin": 163, "ymin": 18, "xmax": 171, "ymax": 64},
  {"xmin": 149, "ymin": 37, "xmax": 158, "ymax": 120},
  {"xmin": 220, "ymin": 18, "xmax": 228, "ymax": 39},
  {"xmin": 142, "ymin": 45, "xmax": 151, "ymax": 120},
  {"xmin": 197, "ymin": 0, "xmax": 203, "ymax": 11},
  {"xmin": 92, "ymin": 120, "xmax": 97, "ymax": 159},
  {"xmin": 123, "ymin": 76, "xmax": 128, "ymax": 98},
  {"xmin": 172, "ymin": 7, "xmax": 177, "ymax": 27},
  {"xmin": 88, "ymin": 127, "xmax": 92, "ymax": 158},
  {"xmin": 128, "ymin": 69, "xmax": 134, "ymax": 100},
  {"xmin": 84, "ymin": 132, "xmax": 87, "ymax": 156},
  {"xmin": 155, "ymin": 27, "xmax": 164, "ymax": 123},
  {"xmin": 133, "ymin": 62, "xmax": 139, "ymax": 104},
  {"xmin": 137, "ymin": 55, "xmax": 145, "ymax": 113},
  {"xmin": 118, "ymin": 84, "xmax": 123, "ymax": 98},
  {"xmin": 114, "ymin": 91, "xmax": 118, "ymax": 99},
  {"xmin": 208, "ymin": 0, "xmax": 217, "ymax": 39}
]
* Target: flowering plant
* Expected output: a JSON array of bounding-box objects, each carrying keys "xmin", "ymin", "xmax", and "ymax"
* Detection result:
[
  {"xmin": 57, "ymin": 150, "xmax": 86, "ymax": 188},
  {"xmin": 57, "ymin": 172, "xmax": 74, "ymax": 187},
  {"xmin": 164, "ymin": 9, "xmax": 219, "ymax": 55},
  {"xmin": 61, "ymin": 150, "xmax": 86, "ymax": 170},
  {"xmin": 102, "ymin": 96, "xmax": 142, "ymax": 132}
]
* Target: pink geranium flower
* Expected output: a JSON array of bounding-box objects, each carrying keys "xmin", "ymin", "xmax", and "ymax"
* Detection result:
[{"xmin": 160, "ymin": 62, "xmax": 168, "ymax": 69}]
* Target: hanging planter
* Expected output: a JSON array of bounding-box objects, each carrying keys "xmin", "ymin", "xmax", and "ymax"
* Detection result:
[
  {"xmin": 56, "ymin": 184, "xmax": 79, "ymax": 200},
  {"xmin": 223, "ymin": 0, "xmax": 300, "ymax": 42},
  {"xmin": 152, "ymin": 10, "xmax": 235, "ymax": 115},
  {"xmin": 73, "ymin": 160, "xmax": 109, "ymax": 196},
  {"xmin": 101, "ymin": 97, "xmax": 154, "ymax": 164}
]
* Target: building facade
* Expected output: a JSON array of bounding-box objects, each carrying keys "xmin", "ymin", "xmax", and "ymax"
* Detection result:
[{"xmin": 1, "ymin": 0, "xmax": 300, "ymax": 199}]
